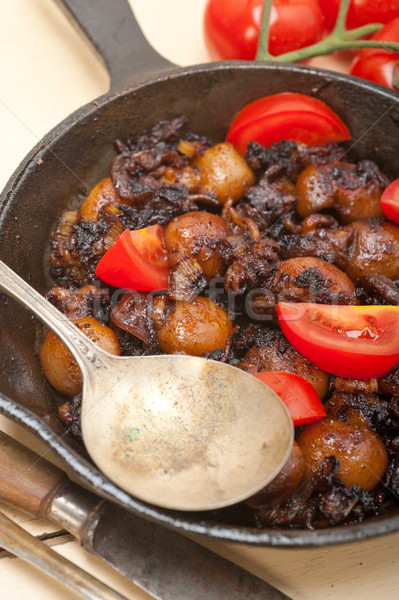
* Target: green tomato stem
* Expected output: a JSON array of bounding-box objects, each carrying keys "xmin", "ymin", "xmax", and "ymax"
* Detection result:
[
  {"xmin": 256, "ymin": 0, "xmax": 274, "ymax": 61},
  {"xmin": 332, "ymin": 0, "xmax": 351, "ymax": 36},
  {"xmin": 269, "ymin": 39, "xmax": 399, "ymax": 64},
  {"xmin": 255, "ymin": 0, "xmax": 397, "ymax": 64}
]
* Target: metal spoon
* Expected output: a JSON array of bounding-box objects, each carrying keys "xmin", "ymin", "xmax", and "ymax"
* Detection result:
[{"xmin": 0, "ymin": 260, "xmax": 293, "ymax": 511}]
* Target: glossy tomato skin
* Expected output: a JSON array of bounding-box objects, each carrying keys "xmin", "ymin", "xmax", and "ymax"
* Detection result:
[
  {"xmin": 277, "ymin": 302, "xmax": 399, "ymax": 379},
  {"xmin": 381, "ymin": 178, "xmax": 399, "ymax": 224},
  {"xmin": 95, "ymin": 225, "xmax": 170, "ymax": 292},
  {"xmin": 254, "ymin": 371, "xmax": 326, "ymax": 426},
  {"xmin": 350, "ymin": 17, "xmax": 399, "ymax": 89},
  {"xmin": 320, "ymin": 0, "xmax": 399, "ymax": 31},
  {"xmin": 351, "ymin": 53, "xmax": 399, "ymax": 89},
  {"xmin": 226, "ymin": 92, "xmax": 351, "ymax": 155},
  {"xmin": 204, "ymin": 0, "xmax": 324, "ymax": 60}
]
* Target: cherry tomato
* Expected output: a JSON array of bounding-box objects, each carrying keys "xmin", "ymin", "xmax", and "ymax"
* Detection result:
[
  {"xmin": 277, "ymin": 302, "xmax": 399, "ymax": 379},
  {"xmin": 203, "ymin": 0, "xmax": 325, "ymax": 60},
  {"xmin": 381, "ymin": 178, "xmax": 399, "ymax": 224},
  {"xmin": 254, "ymin": 371, "xmax": 326, "ymax": 426},
  {"xmin": 226, "ymin": 93, "xmax": 351, "ymax": 155},
  {"xmin": 350, "ymin": 18, "xmax": 399, "ymax": 89},
  {"xmin": 319, "ymin": 0, "xmax": 399, "ymax": 31},
  {"xmin": 95, "ymin": 225, "xmax": 170, "ymax": 291}
]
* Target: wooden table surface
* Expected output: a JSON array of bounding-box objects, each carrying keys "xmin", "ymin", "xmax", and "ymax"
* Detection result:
[{"xmin": 1, "ymin": 1, "xmax": 399, "ymax": 598}]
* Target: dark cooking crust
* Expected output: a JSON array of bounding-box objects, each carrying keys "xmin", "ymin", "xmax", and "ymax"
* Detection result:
[{"xmin": 45, "ymin": 118, "xmax": 399, "ymax": 530}]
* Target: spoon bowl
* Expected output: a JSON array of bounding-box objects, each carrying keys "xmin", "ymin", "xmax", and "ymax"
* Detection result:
[{"xmin": 0, "ymin": 259, "xmax": 294, "ymax": 510}]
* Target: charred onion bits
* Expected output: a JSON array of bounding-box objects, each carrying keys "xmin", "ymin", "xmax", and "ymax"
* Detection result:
[{"xmin": 43, "ymin": 114, "xmax": 399, "ymax": 530}]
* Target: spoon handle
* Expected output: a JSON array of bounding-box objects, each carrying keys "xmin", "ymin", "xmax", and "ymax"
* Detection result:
[{"xmin": 0, "ymin": 260, "xmax": 102, "ymax": 373}]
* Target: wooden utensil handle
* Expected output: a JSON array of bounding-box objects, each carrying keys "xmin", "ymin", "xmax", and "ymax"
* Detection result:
[
  {"xmin": 0, "ymin": 510, "xmax": 129, "ymax": 600},
  {"xmin": 0, "ymin": 430, "xmax": 67, "ymax": 518}
]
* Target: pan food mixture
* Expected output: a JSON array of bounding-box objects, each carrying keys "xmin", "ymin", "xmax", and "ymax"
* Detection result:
[{"xmin": 40, "ymin": 106, "xmax": 399, "ymax": 530}]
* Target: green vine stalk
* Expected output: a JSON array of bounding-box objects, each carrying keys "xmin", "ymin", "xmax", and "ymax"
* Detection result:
[{"xmin": 256, "ymin": 0, "xmax": 399, "ymax": 63}]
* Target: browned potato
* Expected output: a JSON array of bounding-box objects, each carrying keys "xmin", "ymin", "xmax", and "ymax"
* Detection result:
[
  {"xmin": 40, "ymin": 317, "xmax": 120, "ymax": 396},
  {"xmin": 152, "ymin": 296, "xmax": 233, "ymax": 356},
  {"xmin": 271, "ymin": 256, "xmax": 357, "ymax": 305},
  {"xmin": 164, "ymin": 210, "xmax": 229, "ymax": 278},
  {"xmin": 297, "ymin": 417, "xmax": 388, "ymax": 491},
  {"xmin": 296, "ymin": 162, "xmax": 385, "ymax": 224},
  {"xmin": 246, "ymin": 441, "xmax": 305, "ymax": 505},
  {"xmin": 343, "ymin": 219, "xmax": 399, "ymax": 281},
  {"xmin": 193, "ymin": 143, "xmax": 255, "ymax": 204},
  {"xmin": 80, "ymin": 177, "xmax": 122, "ymax": 221}
]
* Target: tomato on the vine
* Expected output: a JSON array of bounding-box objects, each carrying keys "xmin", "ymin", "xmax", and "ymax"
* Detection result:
[
  {"xmin": 277, "ymin": 302, "xmax": 399, "ymax": 379},
  {"xmin": 95, "ymin": 225, "xmax": 170, "ymax": 292},
  {"xmin": 350, "ymin": 17, "xmax": 399, "ymax": 89},
  {"xmin": 226, "ymin": 92, "xmax": 351, "ymax": 155},
  {"xmin": 319, "ymin": 0, "xmax": 399, "ymax": 31},
  {"xmin": 254, "ymin": 371, "xmax": 326, "ymax": 426},
  {"xmin": 203, "ymin": 0, "xmax": 325, "ymax": 61}
]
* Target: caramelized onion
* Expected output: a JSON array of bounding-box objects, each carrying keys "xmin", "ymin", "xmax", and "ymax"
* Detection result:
[
  {"xmin": 227, "ymin": 206, "xmax": 261, "ymax": 240},
  {"xmin": 110, "ymin": 293, "xmax": 152, "ymax": 345},
  {"xmin": 168, "ymin": 256, "xmax": 207, "ymax": 301},
  {"xmin": 80, "ymin": 177, "xmax": 123, "ymax": 221}
]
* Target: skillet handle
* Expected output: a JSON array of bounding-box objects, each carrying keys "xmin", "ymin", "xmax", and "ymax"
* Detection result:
[{"xmin": 54, "ymin": 0, "xmax": 176, "ymax": 90}]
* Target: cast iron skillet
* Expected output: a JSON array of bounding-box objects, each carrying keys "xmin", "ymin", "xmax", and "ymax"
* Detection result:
[{"xmin": 1, "ymin": 0, "xmax": 399, "ymax": 547}]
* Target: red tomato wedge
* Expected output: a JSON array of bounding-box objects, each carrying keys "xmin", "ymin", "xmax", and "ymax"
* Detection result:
[
  {"xmin": 277, "ymin": 302, "xmax": 399, "ymax": 379},
  {"xmin": 381, "ymin": 178, "xmax": 399, "ymax": 225},
  {"xmin": 254, "ymin": 371, "xmax": 326, "ymax": 426},
  {"xmin": 95, "ymin": 225, "xmax": 170, "ymax": 292},
  {"xmin": 226, "ymin": 93, "xmax": 351, "ymax": 155}
]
